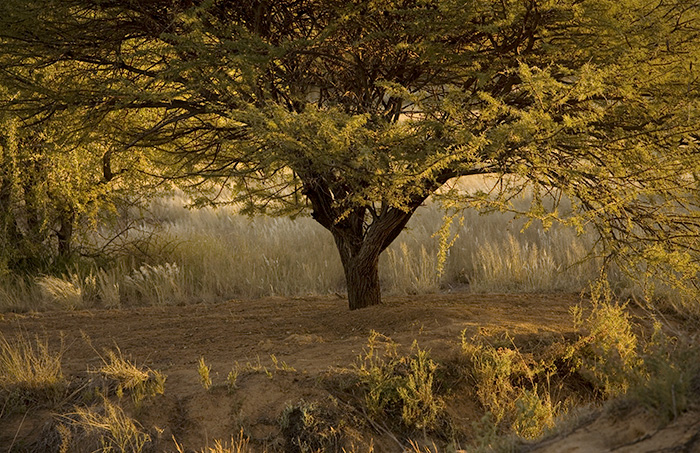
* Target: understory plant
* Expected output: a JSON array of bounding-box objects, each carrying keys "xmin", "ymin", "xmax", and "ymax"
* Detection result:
[{"xmin": 354, "ymin": 331, "xmax": 444, "ymax": 431}]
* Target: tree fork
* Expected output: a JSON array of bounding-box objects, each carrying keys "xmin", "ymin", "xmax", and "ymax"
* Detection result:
[{"xmin": 330, "ymin": 205, "xmax": 420, "ymax": 310}]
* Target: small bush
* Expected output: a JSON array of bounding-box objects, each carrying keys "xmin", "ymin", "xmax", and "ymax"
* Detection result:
[
  {"xmin": 354, "ymin": 331, "xmax": 444, "ymax": 431},
  {"xmin": 461, "ymin": 330, "xmax": 561, "ymax": 440},
  {"xmin": 567, "ymin": 281, "xmax": 643, "ymax": 397}
]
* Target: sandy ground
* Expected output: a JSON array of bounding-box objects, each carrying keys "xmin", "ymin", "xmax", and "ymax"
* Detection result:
[{"xmin": 1, "ymin": 292, "xmax": 698, "ymax": 451}]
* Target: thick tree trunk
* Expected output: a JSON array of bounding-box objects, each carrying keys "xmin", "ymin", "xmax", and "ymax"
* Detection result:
[
  {"xmin": 334, "ymin": 233, "xmax": 382, "ymax": 310},
  {"xmin": 302, "ymin": 174, "xmax": 434, "ymax": 310},
  {"xmin": 329, "ymin": 205, "xmax": 419, "ymax": 310}
]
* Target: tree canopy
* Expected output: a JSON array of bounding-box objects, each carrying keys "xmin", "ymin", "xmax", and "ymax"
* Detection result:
[{"xmin": 1, "ymin": 0, "xmax": 699, "ymax": 309}]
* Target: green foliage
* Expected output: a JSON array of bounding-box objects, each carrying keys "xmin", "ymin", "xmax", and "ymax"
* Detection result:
[
  {"xmin": 2, "ymin": 0, "xmax": 699, "ymax": 308},
  {"xmin": 0, "ymin": 97, "xmax": 153, "ymax": 275},
  {"xmin": 568, "ymin": 281, "xmax": 643, "ymax": 397},
  {"xmin": 354, "ymin": 331, "xmax": 444, "ymax": 431},
  {"xmin": 461, "ymin": 283, "xmax": 700, "ymax": 445},
  {"xmin": 461, "ymin": 330, "xmax": 561, "ymax": 440}
]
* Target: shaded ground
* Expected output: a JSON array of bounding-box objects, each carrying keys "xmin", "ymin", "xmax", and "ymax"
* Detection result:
[{"xmin": 1, "ymin": 292, "xmax": 697, "ymax": 451}]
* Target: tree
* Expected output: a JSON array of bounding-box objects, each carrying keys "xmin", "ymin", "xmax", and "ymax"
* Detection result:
[
  {"xmin": 0, "ymin": 85, "xmax": 151, "ymax": 274},
  {"xmin": 0, "ymin": 0, "xmax": 699, "ymax": 308}
]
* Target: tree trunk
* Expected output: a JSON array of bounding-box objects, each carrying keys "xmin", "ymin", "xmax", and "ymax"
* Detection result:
[
  {"xmin": 56, "ymin": 208, "xmax": 74, "ymax": 260},
  {"xmin": 328, "ymin": 205, "xmax": 419, "ymax": 310},
  {"xmin": 302, "ymin": 175, "xmax": 430, "ymax": 310},
  {"xmin": 334, "ymin": 233, "xmax": 382, "ymax": 310}
]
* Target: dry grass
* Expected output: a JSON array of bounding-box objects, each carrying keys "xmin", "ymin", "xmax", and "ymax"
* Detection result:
[
  {"xmin": 93, "ymin": 347, "xmax": 166, "ymax": 405},
  {"xmin": 0, "ymin": 332, "xmax": 66, "ymax": 416},
  {"xmin": 0, "ymin": 189, "xmax": 607, "ymax": 311},
  {"xmin": 56, "ymin": 397, "xmax": 153, "ymax": 453}
]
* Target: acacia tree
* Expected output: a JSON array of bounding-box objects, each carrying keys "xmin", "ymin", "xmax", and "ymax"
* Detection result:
[
  {"xmin": 0, "ymin": 104, "xmax": 151, "ymax": 274},
  {"xmin": 1, "ymin": 0, "xmax": 699, "ymax": 308}
]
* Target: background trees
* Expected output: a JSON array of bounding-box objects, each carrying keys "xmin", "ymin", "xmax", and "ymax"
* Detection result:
[
  {"xmin": 0, "ymin": 0, "xmax": 699, "ymax": 309},
  {"xmin": 0, "ymin": 87, "xmax": 151, "ymax": 275}
]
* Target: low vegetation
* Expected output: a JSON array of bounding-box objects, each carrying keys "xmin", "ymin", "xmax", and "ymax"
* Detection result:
[
  {"xmin": 0, "ymin": 332, "xmax": 66, "ymax": 417},
  {"xmin": 1, "ymin": 289, "xmax": 698, "ymax": 452}
]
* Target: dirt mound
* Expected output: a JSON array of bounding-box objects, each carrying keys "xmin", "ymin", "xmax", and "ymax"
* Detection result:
[{"xmin": 524, "ymin": 405, "xmax": 700, "ymax": 453}]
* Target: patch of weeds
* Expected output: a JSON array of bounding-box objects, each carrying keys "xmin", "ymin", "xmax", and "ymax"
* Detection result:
[
  {"xmin": 630, "ymin": 322, "xmax": 700, "ymax": 422},
  {"xmin": 232, "ymin": 354, "xmax": 296, "ymax": 383},
  {"xmin": 175, "ymin": 428, "xmax": 251, "ymax": 453},
  {"xmin": 198, "ymin": 357, "xmax": 212, "ymax": 391},
  {"xmin": 93, "ymin": 348, "xmax": 166, "ymax": 406},
  {"xmin": 567, "ymin": 280, "xmax": 643, "ymax": 398},
  {"xmin": 280, "ymin": 399, "xmax": 343, "ymax": 453},
  {"xmin": 271, "ymin": 354, "xmax": 296, "ymax": 372},
  {"xmin": 461, "ymin": 330, "xmax": 561, "ymax": 440},
  {"xmin": 0, "ymin": 332, "xmax": 66, "ymax": 417},
  {"xmin": 354, "ymin": 331, "xmax": 444, "ymax": 432},
  {"xmin": 53, "ymin": 397, "xmax": 154, "ymax": 453}
]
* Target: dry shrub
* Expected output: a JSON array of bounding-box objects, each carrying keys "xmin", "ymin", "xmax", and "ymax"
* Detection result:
[{"xmin": 55, "ymin": 397, "xmax": 153, "ymax": 453}]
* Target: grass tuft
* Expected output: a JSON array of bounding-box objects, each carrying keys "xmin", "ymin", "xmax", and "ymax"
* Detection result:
[
  {"xmin": 0, "ymin": 332, "xmax": 66, "ymax": 416},
  {"xmin": 56, "ymin": 397, "xmax": 153, "ymax": 453},
  {"xmin": 198, "ymin": 357, "xmax": 212, "ymax": 391},
  {"xmin": 94, "ymin": 348, "xmax": 165, "ymax": 405}
]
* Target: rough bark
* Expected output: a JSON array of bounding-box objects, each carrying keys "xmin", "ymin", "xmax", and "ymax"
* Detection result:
[
  {"xmin": 328, "ymin": 206, "xmax": 419, "ymax": 310},
  {"xmin": 333, "ymin": 231, "xmax": 382, "ymax": 310}
]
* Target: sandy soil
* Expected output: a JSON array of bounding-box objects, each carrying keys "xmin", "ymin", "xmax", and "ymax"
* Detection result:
[{"xmin": 1, "ymin": 292, "xmax": 697, "ymax": 452}]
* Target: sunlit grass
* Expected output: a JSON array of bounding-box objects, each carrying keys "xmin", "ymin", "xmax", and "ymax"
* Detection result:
[
  {"xmin": 0, "ymin": 179, "xmax": 608, "ymax": 310},
  {"xmin": 0, "ymin": 332, "xmax": 66, "ymax": 416}
]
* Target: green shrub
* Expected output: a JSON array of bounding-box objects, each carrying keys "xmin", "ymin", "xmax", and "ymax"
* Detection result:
[
  {"xmin": 567, "ymin": 281, "xmax": 643, "ymax": 397},
  {"xmin": 354, "ymin": 331, "xmax": 444, "ymax": 431},
  {"xmin": 461, "ymin": 330, "xmax": 560, "ymax": 440}
]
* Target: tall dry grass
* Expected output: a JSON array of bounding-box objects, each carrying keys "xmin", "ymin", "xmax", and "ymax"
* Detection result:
[{"xmin": 0, "ymin": 179, "xmax": 608, "ymax": 310}]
